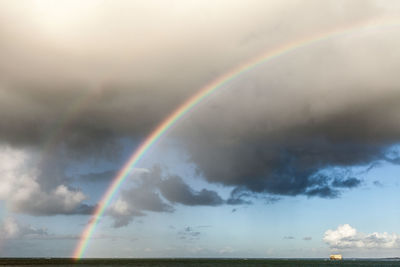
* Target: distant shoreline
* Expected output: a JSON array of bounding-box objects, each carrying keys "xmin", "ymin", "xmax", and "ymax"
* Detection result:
[{"xmin": 1, "ymin": 257, "xmax": 399, "ymax": 266}]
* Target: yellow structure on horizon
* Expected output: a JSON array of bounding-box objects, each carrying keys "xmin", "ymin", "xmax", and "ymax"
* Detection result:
[{"xmin": 330, "ymin": 254, "xmax": 343, "ymax": 260}]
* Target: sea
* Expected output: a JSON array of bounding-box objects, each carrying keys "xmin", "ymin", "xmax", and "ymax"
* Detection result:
[{"xmin": 1, "ymin": 258, "xmax": 400, "ymax": 266}]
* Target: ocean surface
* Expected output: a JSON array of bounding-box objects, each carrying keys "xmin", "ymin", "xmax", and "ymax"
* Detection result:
[{"xmin": 1, "ymin": 258, "xmax": 400, "ymax": 266}]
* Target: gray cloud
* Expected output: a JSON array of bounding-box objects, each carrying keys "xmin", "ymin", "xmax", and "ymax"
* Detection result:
[
  {"xmin": 0, "ymin": 218, "xmax": 48, "ymax": 240},
  {"xmin": 108, "ymin": 203, "xmax": 146, "ymax": 228},
  {"xmin": 373, "ymin": 180, "xmax": 383, "ymax": 187},
  {"xmin": 108, "ymin": 167, "xmax": 227, "ymax": 227},
  {"xmin": 159, "ymin": 176, "xmax": 224, "ymax": 206},
  {"xmin": 107, "ymin": 169, "xmax": 175, "ymax": 227},
  {"xmin": 0, "ymin": 217, "xmax": 119, "ymax": 241},
  {"xmin": 283, "ymin": 236, "xmax": 295, "ymax": 240},
  {"xmin": 177, "ymin": 226, "xmax": 202, "ymax": 241},
  {"xmin": 13, "ymin": 197, "xmax": 95, "ymax": 216},
  {"xmin": 121, "ymin": 187, "xmax": 174, "ymax": 213}
]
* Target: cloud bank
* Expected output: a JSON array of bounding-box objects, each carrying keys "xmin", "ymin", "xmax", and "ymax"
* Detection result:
[
  {"xmin": 324, "ymin": 224, "xmax": 400, "ymax": 249},
  {"xmin": 0, "ymin": 0, "xmax": 395, "ymax": 152},
  {"xmin": 1, "ymin": 0, "xmax": 400, "ymax": 217}
]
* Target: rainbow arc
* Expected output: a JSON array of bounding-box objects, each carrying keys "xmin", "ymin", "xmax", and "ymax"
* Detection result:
[{"xmin": 73, "ymin": 17, "xmax": 399, "ymax": 259}]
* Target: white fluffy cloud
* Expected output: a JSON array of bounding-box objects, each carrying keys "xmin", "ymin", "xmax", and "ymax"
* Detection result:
[
  {"xmin": 0, "ymin": 146, "xmax": 88, "ymax": 215},
  {"xmin": 324, "ymin": 224, "xmax": 400, "ymax": 249}
]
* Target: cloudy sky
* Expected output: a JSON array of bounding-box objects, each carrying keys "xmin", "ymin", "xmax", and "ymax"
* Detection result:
[{"xmin": 1, "ymin": 0, "xmax": 400, "ymax": 258}]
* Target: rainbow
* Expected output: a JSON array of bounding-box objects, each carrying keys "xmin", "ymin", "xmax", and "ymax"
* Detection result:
[{"xmin": 72, "ymin": 17, "xmax": 399, "ymax": 259}]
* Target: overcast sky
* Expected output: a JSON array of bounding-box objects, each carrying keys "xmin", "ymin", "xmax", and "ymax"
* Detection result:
[{"xmin": 1, "ymin": 0, "xmax": 400, "ymax": 258}]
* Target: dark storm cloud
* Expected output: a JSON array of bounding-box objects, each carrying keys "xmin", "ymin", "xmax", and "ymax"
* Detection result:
[
  {"xmin": 179, "ymin": 93, "xmax": 400, "ymax": 198},
  {"xmin": 0, "ymin": 0, "xmax": 389, "ymax": 154},
  {"xmin": 332, "ymin": 177, "xmax": 361, "ymax": 188},
  {"xmin": 1, "ymin": 0, "xmax": 400, "ymax": 218},
  {"xmin": 226, "ymin": 187, "xmax": 253, "ymax": 205},
  {"xmin": 176, "ymin": 34, "xmax": 400, "ymax": 198},
  {"xmin": 159, "ymin": 176, "xmax": 224, "ymax": 206},
  {"xmin": 305, "ymin": 186, "xmax": 338, "ymax": 198},
  {"xmin": 140, "ymin": 166, "xmax": 226, "ymax": 207}
]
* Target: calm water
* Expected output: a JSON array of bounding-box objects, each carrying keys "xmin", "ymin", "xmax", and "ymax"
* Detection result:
[{"xmin": 1, "ymin": 258, "xmax": 400, "ymax": 266}]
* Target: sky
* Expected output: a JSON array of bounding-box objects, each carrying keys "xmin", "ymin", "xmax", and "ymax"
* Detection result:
[{"xmin": 1, "ymin": 0, "xmax": 400, "ymax": 258}]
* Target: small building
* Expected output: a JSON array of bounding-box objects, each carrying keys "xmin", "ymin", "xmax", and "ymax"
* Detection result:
[{"xmin": 330, "ymin": 254, "xmax": 342, "ymax": 260}]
